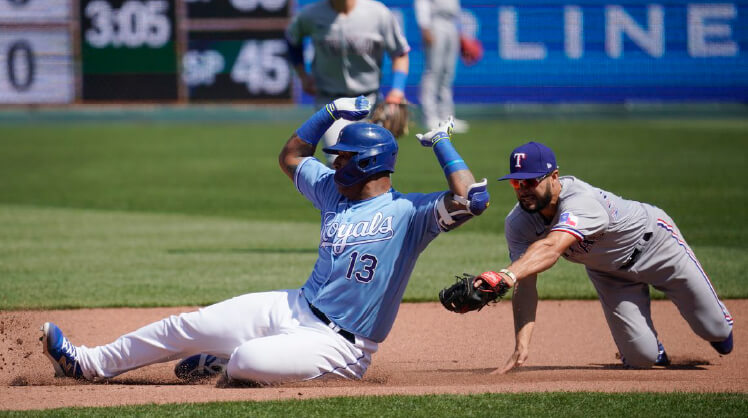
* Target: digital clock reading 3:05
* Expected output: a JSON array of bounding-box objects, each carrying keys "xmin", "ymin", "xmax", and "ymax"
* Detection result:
[{"xmin": 80, "ymin": 0, "xmax": 178, "ymax": 101}]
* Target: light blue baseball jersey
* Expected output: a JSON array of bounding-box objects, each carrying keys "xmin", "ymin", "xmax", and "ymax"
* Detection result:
[{"xmin": 294, "ymin": 157, "xmax": 445, "ymax": 342}]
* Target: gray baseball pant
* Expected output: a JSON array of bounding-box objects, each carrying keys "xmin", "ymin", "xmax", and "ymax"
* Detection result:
[{"xmin": 587, "ymin": 205, "xmax": 733, "ymax": 368}]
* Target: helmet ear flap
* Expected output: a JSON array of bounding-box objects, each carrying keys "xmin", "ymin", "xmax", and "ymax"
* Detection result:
[{"xmin": 358, "ymin": 157, "xmax": 371, "ymax": 170}]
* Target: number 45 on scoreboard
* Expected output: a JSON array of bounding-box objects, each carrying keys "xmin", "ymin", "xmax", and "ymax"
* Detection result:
[
  {"xmin": 230, "ymin": 39, "xmax": 289, "ymax": 95},
  {"xmin": 183, "ymin": 36, "xmax": 291, "ymax": 100}
]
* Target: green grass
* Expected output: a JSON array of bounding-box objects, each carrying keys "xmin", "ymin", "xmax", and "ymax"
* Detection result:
[
  {"xmin": 2, "ymin": 393, "xmax": 747, "ymax": 416},
  {"xmin": 1, "ymin": 118, "xmax": 747, "ymax": 309},
  {"xmin": 2, "ymin": 119, "xmax": 747, "ymax": 243},
  {"xmin": 4, "ymin": 202, "xmax": 744, "ymax": 309}
]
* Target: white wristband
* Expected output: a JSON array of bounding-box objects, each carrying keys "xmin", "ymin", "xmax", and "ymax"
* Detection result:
[{"xmin": 499, "ymin": 268, "xmax": 517, "ymax": 285}]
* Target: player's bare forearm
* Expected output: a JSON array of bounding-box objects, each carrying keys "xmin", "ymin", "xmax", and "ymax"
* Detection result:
[
  {"xmin": 292, "ymin": 63, "xmax": 311, "ymax": 80},
  {"xmin": 445, "ymin": 169, "xmax": 476, "ymax": 206},
  {"xmin": 279, "ymin": 135, "xmax": 316, "ymax": 180},
  {"xmin": 494, "ymin": 275, "xmax": 538, "ymax": 374},
  {"xmin": 507, "ymin": 231, "xmax": 576, "ymax": 282},
  {"xmin": 512, "ymin": 275, "xmax": 538, "ymax": 337},
  {"xmin": 391, "ymin": 54, "xmax": 409, "ymax": 76},
  {"xmin": 420, "ymin": 28, "xmax": 433, "ymax": 47},
  {"xmin": 294, "ymin": 64, "xmax": 316, "ymax": 95}
]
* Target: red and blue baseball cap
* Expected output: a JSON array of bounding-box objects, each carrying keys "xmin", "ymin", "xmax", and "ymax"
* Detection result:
[{"xmin": 498, "ymin": 141, "xmax": 557, "ymax": 181}]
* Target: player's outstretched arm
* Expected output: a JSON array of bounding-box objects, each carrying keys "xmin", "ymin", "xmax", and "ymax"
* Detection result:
[
  {"xmin": 415, "ymin": 117, "xmax": 490, "ymax": 230},
  {"xmin": 504, "ymin": 231, "xmax": 577, "ymax": 281},
  {"xmin": 279, "ymin": 96, "xmax": 372, "ymax": 180}
]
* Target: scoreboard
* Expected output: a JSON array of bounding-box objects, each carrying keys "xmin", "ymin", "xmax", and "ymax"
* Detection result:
[
  {"xmin": 184, "ymin": 0, "xmax": 292, "ymax": 101},
  {"xmin": 186, "ymin": 0, "xmax": 290, "ymax": 18},
  {"xmin": 0, "ymin": 0, "xmax": 293, "ymax": 104},
  {"xmin": 80, "ymin": 0, "xmax": 178, "ymax": 100},
  {"xmin": 0, "ymin": 0, "xmax": 74, "ymax": 104},
  {"xmin": 185, "ymin": 29, "xmax": 291, "ymax": 101},
  {"xmin": 1, "ymin": 0, "xmax": 746, "ymax": 104}
]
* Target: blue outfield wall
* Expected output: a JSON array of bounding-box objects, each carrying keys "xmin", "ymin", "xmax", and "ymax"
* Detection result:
[{"xmin": 295, "ymin": 0, "xmax": 748, "ymax": 104}]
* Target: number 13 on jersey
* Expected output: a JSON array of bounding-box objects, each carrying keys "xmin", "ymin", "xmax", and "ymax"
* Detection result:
[{"xmin": 346, "ymin": 252, "xmax": 378, "ymax": 283}]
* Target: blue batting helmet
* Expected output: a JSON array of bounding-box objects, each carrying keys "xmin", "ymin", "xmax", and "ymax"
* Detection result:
[{"xmin": 323, "ymin": 123, "xmax": 398, "ymax": 187}]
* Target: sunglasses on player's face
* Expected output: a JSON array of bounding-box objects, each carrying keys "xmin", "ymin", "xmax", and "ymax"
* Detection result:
[{"xmin": 509, "ymin": 172, "xmax": 552, "ymax": 190}]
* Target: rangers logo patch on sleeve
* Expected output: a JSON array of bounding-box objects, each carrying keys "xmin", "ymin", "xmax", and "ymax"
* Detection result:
[{"xmin": 559, "ymin": 212, "xmax": 578, "ymax": 227}]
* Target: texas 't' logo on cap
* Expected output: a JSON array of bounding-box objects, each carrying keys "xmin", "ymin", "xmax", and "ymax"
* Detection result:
[{"xmin": 499, "ymin": 141, "xmax": 557, "ymax": 181}]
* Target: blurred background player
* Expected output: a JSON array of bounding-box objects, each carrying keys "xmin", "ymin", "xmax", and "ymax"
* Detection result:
[
  {"xmin": 285, "ymin": 0, "xmax": 410, "ymax": 164},
  {"xmin": 415, "ymin": 0, "xmax": 475, "ymax": 133},
  {"xmin": 41, "ymin": 96, "xmax": 490, "ymax": 386}
]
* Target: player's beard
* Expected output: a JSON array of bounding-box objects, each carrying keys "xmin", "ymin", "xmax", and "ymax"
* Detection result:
[{"xmin": 518, "ymin": 182, "xmax": 552, "ymax": 213}]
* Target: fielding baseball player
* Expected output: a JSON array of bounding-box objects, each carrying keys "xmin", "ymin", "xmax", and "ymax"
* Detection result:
[
  {"xmin": 440, "ymin": 141, "xmax": 734, "ymax": 370},
  {"xmin": 40, "ymin": 96, "xmax": 490, "ymax": 385},
  {"xmin": 286, "ymin": 0, "xmax": 410, "ymax": 164},
  {"xmin": 415, "ymin": 0, "xmax": 469, "ymax": 133}
]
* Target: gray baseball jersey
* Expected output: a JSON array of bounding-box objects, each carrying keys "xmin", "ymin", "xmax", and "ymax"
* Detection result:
[
  {"xmin": 505, "ymin": 176, "xmax": 648, "ymax": 271},
  {"xmin": 505, "ymin": 176, "xmax": 733, "ymax": 367},
  {"xmin": 286, "ymin": 0, "xmax": 410, "ymax": 97}
]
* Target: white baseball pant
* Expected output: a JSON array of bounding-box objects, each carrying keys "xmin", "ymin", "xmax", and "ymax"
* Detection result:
[{"xmin": 74, "ymin": 289, "xmax": 378, "ymax": 384}]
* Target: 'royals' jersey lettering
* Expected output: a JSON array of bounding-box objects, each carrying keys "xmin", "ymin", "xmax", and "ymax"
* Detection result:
[{"xmin": 321, "ymin": 211, "xmax": 394, "ymax": 254}]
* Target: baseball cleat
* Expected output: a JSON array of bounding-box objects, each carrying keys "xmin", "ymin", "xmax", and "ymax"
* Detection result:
[
  {"xmin": 41, "ymin": 322, "xmax": 84, "ymax": 379},
  {"xmin": 655, "ymin": 341, "xmax": 670, "ymax": 366},
  {"xmin": 174, "ymin": 354, "xmax": 228, "ymax": 382},
  {"xmin": 710, "ymin": 331, "xmax": 733, "ymax": 355}
]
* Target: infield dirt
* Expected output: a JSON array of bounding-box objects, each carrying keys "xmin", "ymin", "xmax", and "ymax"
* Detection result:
[{"xmin": 1, "ymin": 300, "xmax": 745, "ymax": 411}]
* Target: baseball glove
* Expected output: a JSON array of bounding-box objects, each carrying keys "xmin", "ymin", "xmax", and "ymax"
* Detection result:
[
  {"xmin": 439, "ymin": 272, "xmax": 511, "ymax": 313},
  {"xmin": 459, "ymin": 35, "xmax": 484, "ymax": 66},
  {"xmin": 370, "ymin": 101, "xmax": 409, "ymax": 138}
]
